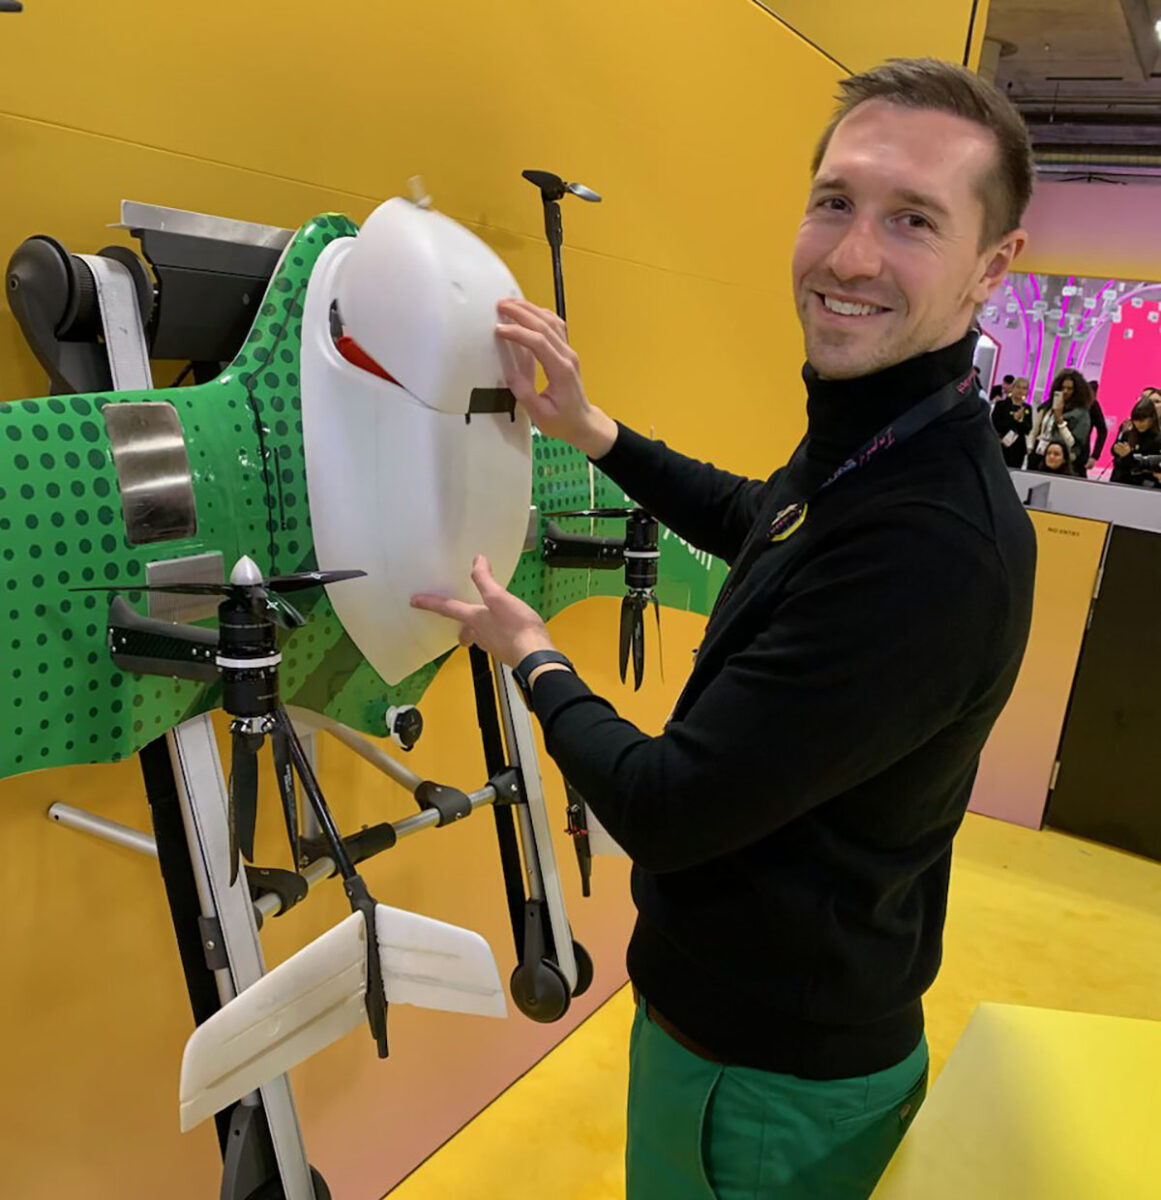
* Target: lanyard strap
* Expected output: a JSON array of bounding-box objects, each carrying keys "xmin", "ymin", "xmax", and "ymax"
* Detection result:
[
  {"xmin": 706, "ymin": 370, "xmax": 979, "ymax": 629},
  {"xmin": 814, "ymin": 370, "xmax": 979, "ymax": 497}
]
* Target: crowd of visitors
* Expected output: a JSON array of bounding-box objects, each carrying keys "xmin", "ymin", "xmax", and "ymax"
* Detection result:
[{"xmin": 989, "ymin": 372, "xmax": 1161, "ymax": 487}]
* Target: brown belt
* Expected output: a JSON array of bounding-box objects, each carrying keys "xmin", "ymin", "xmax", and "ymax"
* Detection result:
[{"xmin": 632, "ymin": 985, "xmax": 730, "ymax": 1065}]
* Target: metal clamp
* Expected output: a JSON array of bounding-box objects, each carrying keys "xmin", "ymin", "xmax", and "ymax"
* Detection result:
[{"xmin": 414, "ymin": 781, "xmax": 474, "ymax": 826}]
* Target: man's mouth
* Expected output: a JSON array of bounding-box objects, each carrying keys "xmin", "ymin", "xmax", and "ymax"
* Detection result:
[{"xmin": 815, "ymin": 292, "xmax": 890, "ymax": 318}]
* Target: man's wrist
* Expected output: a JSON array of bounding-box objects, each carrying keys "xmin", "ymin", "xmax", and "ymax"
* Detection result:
[
  {"xmin": 512, "ymin": 632, "xmax": 555, "ymax": 664},
  {"xmin": 574, "ymin": 410, "xmax": 619, "ymax": 460},
  {"xmin": 528, "ymin": 662, "xmax": 574, "ymax": 689}
]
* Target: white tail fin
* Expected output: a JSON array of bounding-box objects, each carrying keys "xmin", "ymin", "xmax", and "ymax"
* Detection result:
[{"xmin": 180, "ymin": 906, "xmax": 506, "ymax": 1131}]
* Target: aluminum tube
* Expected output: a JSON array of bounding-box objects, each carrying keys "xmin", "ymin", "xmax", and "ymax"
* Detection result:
[{"xmin": 47, "ymin": 803, "xmax": 158, "ymax": 858}]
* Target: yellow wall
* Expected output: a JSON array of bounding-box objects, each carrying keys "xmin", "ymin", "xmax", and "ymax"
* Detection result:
[
  {"xmin": 0, "ymin": 2, "xmax": 985, "ymax": 1196},
  {"xmin": 760, "ymin": 0, "xmax": 992, "ymax": 71}
]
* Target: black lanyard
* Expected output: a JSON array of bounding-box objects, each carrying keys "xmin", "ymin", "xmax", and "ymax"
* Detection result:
[{"xmin": 706, "ymin": 370, "xmax": 979, "ymax": 628}]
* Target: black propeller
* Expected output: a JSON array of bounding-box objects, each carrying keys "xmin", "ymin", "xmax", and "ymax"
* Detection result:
[
  {"xmin": 618, "ymin": 589, "xmax": 663, "ymax": 691},
  {"xmin": 544, "ymin": 507, "xmax": 662, "ymax": 690},
  {"xmin": 76, "ymin": 566, "xmax": 366, "ymax": 630},
  {"xmin": 550, "ymin": 507, "xmax": 635, "ymax": 519},
  {"xmin": 79, "ymin": 557, "xmax": 365, "ymax": 881},
  {"xmin": 521, "ymin": 169, "xmax": 601, "ymax": 321}
]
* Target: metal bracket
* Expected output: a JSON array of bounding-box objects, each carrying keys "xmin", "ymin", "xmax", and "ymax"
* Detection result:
[
  {"xmin": 197, "ymin": 916, "xmax": 229, "ymax": 972},
  {"xmin": 414, "ymin": 781, "xmax": 474, "ymax": 826},
  {"xmin": 489, "ymin": 767, "xmax": 524, "ymax": 807},
  {"xmin": 245, "ymin": 867, "xmax": 309, "ymax": 929}
]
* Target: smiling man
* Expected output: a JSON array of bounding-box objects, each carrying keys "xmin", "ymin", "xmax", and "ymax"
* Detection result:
[{"xmin": 414, "ymin": 58, "xmax": 1037, "ymax": 1199}]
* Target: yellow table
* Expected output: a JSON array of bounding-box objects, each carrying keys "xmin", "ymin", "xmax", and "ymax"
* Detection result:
[{"xmin": 873, "ymin": 1003, "xmax": 1161, "ymax": 1199}]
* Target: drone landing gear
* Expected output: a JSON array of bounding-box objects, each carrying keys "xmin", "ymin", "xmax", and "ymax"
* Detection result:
[
  {"xmin": 510, "ymin": 904, "xmax": 595, "ymax": 1023},
  {"xmin": 463, "ymin": 644, "xmax": 595, "ymax": 1021},
  {"xmin": 221, "ymin": 1102, "xmax": 330, "ymax": 1200}
]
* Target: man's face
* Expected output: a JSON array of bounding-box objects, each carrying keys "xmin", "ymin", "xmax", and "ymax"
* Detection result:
[{"xmin": 792, "ymin": 100, "xmax": 1025, "ymax": 379}]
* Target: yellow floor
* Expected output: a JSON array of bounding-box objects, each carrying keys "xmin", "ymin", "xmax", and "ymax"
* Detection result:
[{"xmin": 386, "ymin": 814, "xmax": 1161, "ymax": 1199}]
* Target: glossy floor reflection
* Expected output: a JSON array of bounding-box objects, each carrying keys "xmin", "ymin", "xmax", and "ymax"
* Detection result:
[{"xmin": 385, "ymin": 813, "xmax": 1161, "ymax": 1199}]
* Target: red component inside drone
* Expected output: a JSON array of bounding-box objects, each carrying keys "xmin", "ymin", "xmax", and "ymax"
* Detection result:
[{"xmin": 335, "ymin": 334, "xmax": 401, "ymax": 386}]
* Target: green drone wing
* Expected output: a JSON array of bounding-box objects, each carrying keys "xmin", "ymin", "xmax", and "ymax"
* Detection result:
[{"xmin": 0, "ymin": 212, "xmax": 725, "ymax": 782}]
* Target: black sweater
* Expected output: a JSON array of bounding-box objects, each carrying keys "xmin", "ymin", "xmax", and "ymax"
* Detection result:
[
  {"xmin": 532, "ymin": 335, "xmax": 1037, "ymax": 1078},
  {"xmin": 990, "ymin": 396, "xmax": 1032, "ymax": 469}
]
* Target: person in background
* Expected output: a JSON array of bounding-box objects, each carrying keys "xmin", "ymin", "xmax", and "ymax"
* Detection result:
[
  {"xmin": 1080, "ymin": 379, "xmax": 1108, "ymax": 476},
  {"xmin": 991, "ymin": 375, "xmax": 1031, "ymax": 468},
  {"xmin": 1144, "ymin": 385, "xmax": 1161, "ymax": 427},
  {"xmin": 1034, "ymin": 439, "xmax": 1072, "ymax": 475},
  {"xmin": 1110, "ymin": 396, "xmax": 1161, "ymax": 487},
  {"xmin": 990, "ymin": 372, "xmax": 1014, "ymax": 402},
  {"xmin": 1029, "ymin": 369, "xmax": 1093, "ymax": 475}
]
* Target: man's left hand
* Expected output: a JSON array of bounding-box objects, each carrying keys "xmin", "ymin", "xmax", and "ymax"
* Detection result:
[{"xmin": 411, "ymin": 555, "xmax": 555, "ymax": 668}]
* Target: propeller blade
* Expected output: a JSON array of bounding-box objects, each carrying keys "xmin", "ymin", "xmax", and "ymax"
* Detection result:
[
  {"xmin": 271, "ymin": 723, "xmax": 300, "ymax": 868},
  {"xmin": 76, "ymin": 569, "xmax": 365, "ymax": 601},
  {"xmin": 632, "ymin": 595, "xmax": 646, "ymax": 692},
  {"xmin": 264, "ymin": 591, "xmax": 306, "ymax": 630},
  {"xmin": 72, "ymin": 582, "xmax": 231, "ymax": 596},
  {"xmin": 651, "ymin": 592, "xmax": 664, "ymax": 684},
  {"xmin": 549, "ymin": 507, "xmax": 638, "ymax": 520},
  {"xmin": 228, "ymin": 728, "xmax": 262, "ymax": 886},
  {"xmin": 566, "ymin": 181, "xmax": 602, "ymax": 203},
  {"xmin": 266, "ymin": 569, "xmax": 367, "ymax": 593},
  {"xmin": 618, "ymin": 593, "xmax": 634, "ymax": 684}
]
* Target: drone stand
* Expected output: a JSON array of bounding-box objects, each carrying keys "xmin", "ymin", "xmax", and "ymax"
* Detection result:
[
  {"xmin": 163, "ymin": 716, "xmax": 327, "ymax": 1200},
  {"xmin": 19, "ymin": 199, "xmax": 591, "ymax": 1196},
  {"xmin": 12, "ymin": 215, "xmax": 330, "ymax": 1200}
]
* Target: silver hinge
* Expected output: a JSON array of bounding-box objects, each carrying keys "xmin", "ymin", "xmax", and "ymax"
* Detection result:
[{"xmin": 1048, "ymin": 760, "xmax": 1061, "ymax": 792}]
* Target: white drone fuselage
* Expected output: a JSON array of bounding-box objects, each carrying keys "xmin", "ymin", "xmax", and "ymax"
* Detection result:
[{"xmin": 301, "ymin": 198, "xmax": 532, "ymax": 686}]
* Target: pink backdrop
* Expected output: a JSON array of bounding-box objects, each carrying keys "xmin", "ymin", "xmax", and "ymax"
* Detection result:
[
  {"xmin": 978, "ymin": 182, "xmax": 1161, "ymax": 472},
  {"xmin": 1098, "ymin": 294, "xmax": 1161, "ymax": 443}
]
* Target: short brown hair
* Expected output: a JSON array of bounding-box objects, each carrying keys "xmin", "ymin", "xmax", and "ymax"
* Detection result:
[{"xmin": 810, "ymin": 58, "xmax": 1035, "ymax": 249}]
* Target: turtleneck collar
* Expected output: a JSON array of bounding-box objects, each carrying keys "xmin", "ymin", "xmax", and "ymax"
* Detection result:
[{"xmin": 802, "ymin": 333, "xmax": 977, "ymax": 466}]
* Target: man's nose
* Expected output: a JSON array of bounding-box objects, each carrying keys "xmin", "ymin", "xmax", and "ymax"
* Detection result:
[{"xmin": 825, "ymin": 217, "xmax": 883, "ymax": 282}]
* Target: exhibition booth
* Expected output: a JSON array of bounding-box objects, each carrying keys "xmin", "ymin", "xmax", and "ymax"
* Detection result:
[{"xmin": 0, "ymin": 1, "xmax": 1158, "ymax": 1199}]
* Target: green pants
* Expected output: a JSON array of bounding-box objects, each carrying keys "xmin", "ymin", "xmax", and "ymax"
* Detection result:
[{"xmin": 626, "ymin": 996, "xmax": 928, "ymax": 1199}]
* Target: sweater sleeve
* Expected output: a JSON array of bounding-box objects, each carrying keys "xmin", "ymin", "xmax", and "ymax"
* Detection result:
[
  {"xmin": 532, "ymin": 509, "xmax": 1007, "ymax": 872},
  {"xmin": 1064, "ymin": 409, "xmax": 1091, "ymax": 457},
  {"xmin": 594, "ymin": 422, "xmax": 772, "ymax": 563},
  {"xmin": 990, "ymin": 400, "xmax": 1008, "ymax": 436},
  {"xmin": 1090, "ymin": 401, "xmax": 1108, "ymax": 459}
]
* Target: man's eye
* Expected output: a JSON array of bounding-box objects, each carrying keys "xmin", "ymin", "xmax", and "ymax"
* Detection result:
[
  {"xmin": 817, "ymin": 196, "xmax": 848, "ymax": 212},
  {"xmin": 902, "ymin": 213, "xmax": 932, "ymax": 230}
]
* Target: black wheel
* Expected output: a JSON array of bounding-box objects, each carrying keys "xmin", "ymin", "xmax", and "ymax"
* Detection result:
[
  {"xmin": 510, "ymin": 958, "xmax": 571, "ymax": 1022},
  {"xmin": 571, "ymin": 940, "xmax": 594, "ymax": 997}
]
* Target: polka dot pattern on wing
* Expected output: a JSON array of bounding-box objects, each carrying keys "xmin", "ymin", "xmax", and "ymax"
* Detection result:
[
  {"xmin": 0, "ymin": 215, "xmax": 360, "ymax": 778},
  {"xmin": 0, "ymin": 209, "xmax": 725, "ymax": 781}
]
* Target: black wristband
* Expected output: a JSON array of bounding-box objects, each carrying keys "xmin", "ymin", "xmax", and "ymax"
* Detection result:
[{"xmin": 512, "ymin": 649, "xmax": 574, "ymax": 709}]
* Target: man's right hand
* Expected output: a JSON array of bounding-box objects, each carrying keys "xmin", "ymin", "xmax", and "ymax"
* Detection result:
[
  {"xmin": 495, "ymin": 299, "xmax": 618, "ymax": 459},
  {"xmin": 1113, "ymin": 442, "xmax": 1131, "ymax": 458}
]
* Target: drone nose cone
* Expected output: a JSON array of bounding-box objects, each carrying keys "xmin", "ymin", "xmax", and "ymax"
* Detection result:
[{"xmin": 230, "ymin": 556, "xmax": 264, "ymax": 587}]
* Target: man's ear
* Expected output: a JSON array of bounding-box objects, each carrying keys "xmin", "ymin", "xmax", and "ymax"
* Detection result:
[{"xmin": 971, "ymin": 227, "xmax": 1028, "ymax": 305}]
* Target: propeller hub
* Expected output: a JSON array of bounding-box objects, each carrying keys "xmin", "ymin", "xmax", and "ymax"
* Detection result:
[{"xmin": 230, "ymin": 555, "xmax": 264, "ymax": 587}]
